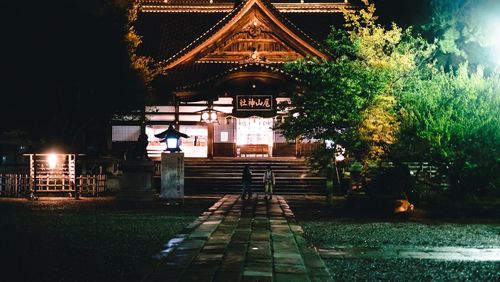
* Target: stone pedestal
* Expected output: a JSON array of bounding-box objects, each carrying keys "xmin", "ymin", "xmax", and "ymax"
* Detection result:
[
  {"xmin": 160, "ymin": 152, "xmax": 184, "ymax": 200},
  {"xmin": 118, "ymin": 160, "xmax": 155, "ymax": 201}
]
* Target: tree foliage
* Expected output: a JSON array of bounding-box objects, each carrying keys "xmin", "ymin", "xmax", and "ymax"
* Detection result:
[
  {"xmin": 279, "ymin": 0, "xmax": 500, "ymax": 197},
  {"xmin": 396, "ymin": 65, "xmax": 500, "ymax": 197},
  {"xmin": 125, "ymin": 2, "xmax": 159, "ymax": 92},
  {"xmin": 278, "ymin": 0, "xmax": 431, "ymax": 164}
]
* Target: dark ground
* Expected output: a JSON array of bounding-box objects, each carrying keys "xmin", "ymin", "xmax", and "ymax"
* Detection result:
[
  {"xmin": 0, "ymin": 195, "xmax": 498, "ymax": 281},
  {"xmin": 0, "ymin": 196, "xmax": 217, "ymax": 282},
  {"xmin": 284, "ymin": 195, "xmax": 500, "ymax": 281},
  {"xmin": 284, "ymin": 195, "xmax": 500, "ymax": 223}
]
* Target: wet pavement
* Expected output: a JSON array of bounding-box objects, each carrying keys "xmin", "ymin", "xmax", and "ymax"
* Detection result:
[
  {"xmin": 145, "ymin": 195, "xmax": 332, "ymax": 282},
  {"xmin": 318, "ymin": 246, "xmax": 500, "ymax": 261},
  {"xmin": 2, "ymin": 195, "xmax": 498, "ymax": 281}
]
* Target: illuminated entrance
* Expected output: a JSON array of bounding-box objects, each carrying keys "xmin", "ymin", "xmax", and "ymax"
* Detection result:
[
  {"xmin": 142, "ymin": 117, "xmax": 296, "ymax": 159},
  {"xmin": 236, "ymin": 117, "xmax": 274, "ymax": 157}
]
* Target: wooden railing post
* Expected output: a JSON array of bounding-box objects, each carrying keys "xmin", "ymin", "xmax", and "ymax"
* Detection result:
[
  {"xmin": 0, "ymin": 173, "xmax": 107, "ymax": 198},
  {"xmin": 92, "ymin": 175, "xmax": 96, "ymax": 196}
]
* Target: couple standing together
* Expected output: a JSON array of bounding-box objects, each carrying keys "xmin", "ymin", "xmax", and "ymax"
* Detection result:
[{"xmin": 241, "ymin": 165, "xmax": 275, "ymax": 200}]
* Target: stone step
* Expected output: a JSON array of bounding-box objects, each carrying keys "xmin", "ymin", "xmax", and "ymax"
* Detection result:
[
  {"xmin": 180, "ymin": 158, "xmax": 326, "ymax": 194},
  {"xmin": 184, "ymin": 174, "xmax": 317, "ymax": 178},
  {"xmin": 183, "ymin": 184, "xmax": 324, "ymax": 194},
  {"xmin": 184, "ymin": 176, "xmax": 320, "ymax": 182}
]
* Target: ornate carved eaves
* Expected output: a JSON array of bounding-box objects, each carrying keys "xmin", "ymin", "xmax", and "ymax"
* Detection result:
[
  {"xmin": 197, "ymin": 18, "xmax": 304, "ymax": 64},
  {"xmin": 161, "ymin": 0, "xmax": 330, "ymax": 70}
]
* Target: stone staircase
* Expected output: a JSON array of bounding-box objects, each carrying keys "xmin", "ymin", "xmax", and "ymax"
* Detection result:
[{"xmin": 182, "ymin": 158, "xmax": 326, "ymax": 195}]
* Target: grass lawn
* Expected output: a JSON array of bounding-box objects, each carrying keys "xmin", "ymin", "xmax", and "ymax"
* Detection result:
[{"xmin": 0, "ymin": 197, "xmax": 214, "ymax": 282}]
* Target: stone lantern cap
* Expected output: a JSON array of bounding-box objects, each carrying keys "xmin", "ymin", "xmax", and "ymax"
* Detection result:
[{"xmin": 154, "ymin": 125, "xmax": 189, "ymax": 140}]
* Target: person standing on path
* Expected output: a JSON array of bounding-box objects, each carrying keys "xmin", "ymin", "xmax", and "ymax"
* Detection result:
[
  {"xmin": 241, "ymin": 165, "xmax": 253, "ymax": 200},
  {"xmin": 263, "ymin": 165, "xmax": 275, "ymax": 199}
]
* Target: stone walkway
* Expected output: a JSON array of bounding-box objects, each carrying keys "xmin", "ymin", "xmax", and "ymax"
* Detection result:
[{"xmin": 145, "ymin": 195, "xmax": 333, "ymax": 282}]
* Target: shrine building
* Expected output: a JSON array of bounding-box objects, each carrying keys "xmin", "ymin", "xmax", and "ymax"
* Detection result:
[{"xmin": 111, "ymin": 0, "xmax": 357, "ymax": 159}]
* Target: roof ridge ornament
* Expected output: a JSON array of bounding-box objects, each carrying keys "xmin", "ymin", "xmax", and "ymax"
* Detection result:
[
  {"xmin": 248, "ymin": 20, "xmax": 262, "ymax": 37},
  {"xmin": 245, "ymin": 49, "xmax": 266, "ymax": 63}
]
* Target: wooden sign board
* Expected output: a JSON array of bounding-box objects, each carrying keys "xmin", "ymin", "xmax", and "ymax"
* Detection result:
[{"xmin": 236, "ymin": 95, "xmax": 273, "ymax": 111}]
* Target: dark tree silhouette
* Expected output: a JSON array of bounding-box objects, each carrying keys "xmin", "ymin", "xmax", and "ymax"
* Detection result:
[{"xmin": 0, "ymin": 0, "xmax": 147, "ymax": 152}]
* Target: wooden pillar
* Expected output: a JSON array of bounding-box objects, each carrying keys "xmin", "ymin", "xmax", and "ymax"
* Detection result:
[
  {"xmin": 207, "ymin": 123, "xmax": 214, "ymax": 159},
  {"xmin": 233, "ymin": 118, "xmax": 237, "ymax": 157},
  {"xmin": 174, "ymin": 100, "xmax": 180, "ymax": 130},
  {"xmin": 295, "ymin": 137, "xmax": 301, "ymax": 158}
]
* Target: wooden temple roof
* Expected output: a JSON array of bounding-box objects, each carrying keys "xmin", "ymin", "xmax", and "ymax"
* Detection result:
[
  {"xmin": 137, "ymin": 1, "xmax": 350, "ymax": 61},
  {"xmin": 136, "ymin": 0, "xmax": 357, "ymax": 100},
  {"xmin": 139, "ymin": 0, "xmax": 358, "ymax": 14}
]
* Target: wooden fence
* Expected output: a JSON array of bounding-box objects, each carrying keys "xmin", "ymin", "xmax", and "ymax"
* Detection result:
[
  {"xmin": 406, "ymin": 162, "xmax": 448, "ymax": 188},
  {"xmin": 0, "ymin": 174, "xmax": 106, "ymax": 197}
]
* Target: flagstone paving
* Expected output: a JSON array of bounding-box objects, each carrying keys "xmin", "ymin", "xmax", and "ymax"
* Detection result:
[{"xmin": 145, "ymin": 195, "xmax": 333, "ymax": 282}]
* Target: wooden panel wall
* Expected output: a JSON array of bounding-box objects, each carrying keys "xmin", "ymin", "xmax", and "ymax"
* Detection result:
[
  {"xmin": 273, "ymin": 143, "xmax": 296, "ymax": 157},
  {"xmin": 214, "ymin": 143, "xmax": 236, "ymax": 157}
]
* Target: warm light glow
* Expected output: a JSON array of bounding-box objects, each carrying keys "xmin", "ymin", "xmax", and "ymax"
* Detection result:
[
  {"xmin": 47, "ymin": 154, "xmax": 58, "ymax": 169},
  {"xmin": 236, "ymin": 117, "xmax": 273, "ymax": 146},
  {"xmin": 200, "ymin": 109, "xmax": 218, "ymax": 123}
]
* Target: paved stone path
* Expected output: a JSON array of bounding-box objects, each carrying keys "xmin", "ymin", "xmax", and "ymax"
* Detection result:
[
  {"xmin": 145, "ymin": 195, "xmax": 333, "ymax": 282},
  {"xmin": 319, "ymin": 246, "xmax": 500, "ymax": 261}
]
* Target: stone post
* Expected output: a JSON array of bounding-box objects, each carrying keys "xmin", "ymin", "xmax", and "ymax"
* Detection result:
[{"xmin": 160, "ymin": 152, "xmax": 184, "ymax": 202}]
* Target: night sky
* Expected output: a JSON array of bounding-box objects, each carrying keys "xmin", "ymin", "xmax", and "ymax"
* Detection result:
[
  {"xmin": 372, "ymin": 0, "xmax": 431, "ymax": 28},
  {"xmin": 1, "ymin": 0, "xmax": 143, "ymax": 147},
  {"xmin": 0, "ymin": 0, "xmax": 429, "ymax": 136}
]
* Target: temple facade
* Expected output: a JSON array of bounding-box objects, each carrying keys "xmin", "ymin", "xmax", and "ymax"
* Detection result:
[{"xmin": 111, "ymin": 0, "xmax": 357, "ymax": 159}]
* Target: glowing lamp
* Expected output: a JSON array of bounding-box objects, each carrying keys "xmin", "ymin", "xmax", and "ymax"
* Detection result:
[
  {"xmin": 47, "ymin": 153, "xmax": 58, "ymax": 169},
  {"xmin": 154, "ymin": 125, "xmax": 189, "ymax": 153},
  {"xmin": 200, "ymin": 108, "xmax": 219, "ymax": 123},
  {"xmin": 198, "ymin": 102, "xmax": 221, "ymax": 124},
  {"xmin": 166, "ymin": 137, "xmax": 178, "ymax": 151}
]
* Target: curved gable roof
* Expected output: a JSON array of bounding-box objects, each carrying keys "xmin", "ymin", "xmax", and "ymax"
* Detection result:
[{"xmin": 159, "ymin": 0, "xmax": 331, "ymax": 70}]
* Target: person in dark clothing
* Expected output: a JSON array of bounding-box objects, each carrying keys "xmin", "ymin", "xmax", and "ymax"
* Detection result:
[{"xmin": 241, "ymin": 165, "xmax": 253, "ymax": 200}]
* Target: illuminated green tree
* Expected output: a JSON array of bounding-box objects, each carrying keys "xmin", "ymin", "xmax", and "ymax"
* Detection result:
[
  {"xmin": 396, "ymin": 64, "xmax": 500, "ymax": 197},
  {"xmin": 280, "ymin": 0, "xmax": 500, "ymax": 198},
  {"xmin": 278, "ymin": 0, "xmax": 432, "ymax": 166}
]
